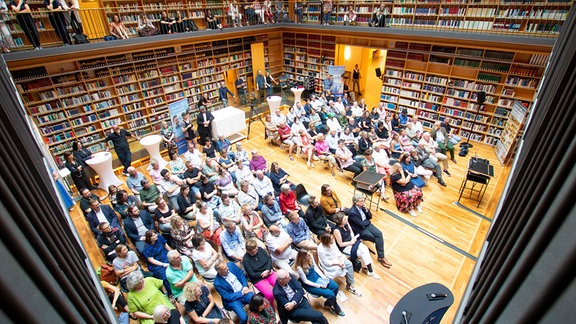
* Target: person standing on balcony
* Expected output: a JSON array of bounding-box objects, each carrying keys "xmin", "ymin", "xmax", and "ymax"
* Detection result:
[
  {"xmin": 9, "ymin": 0, "xmax": 41, "ymax": 49},
  {"xmin": 44, "ymin": 0, "xmax": 72, "ymax": 45},
  {"xmin": 321, "ymin": 0, "xmax": 332, "ymax": 25}
]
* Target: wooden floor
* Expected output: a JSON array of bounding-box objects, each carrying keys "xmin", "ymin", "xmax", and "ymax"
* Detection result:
[{"xmin": 69, "ymin": 109, "xmax": 509, "ymax": 323}]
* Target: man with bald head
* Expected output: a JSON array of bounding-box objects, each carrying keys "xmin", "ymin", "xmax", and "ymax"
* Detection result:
[
  {"xmin": 274, "ymin": 269, "xmax": 329, "ymax": 324},
  {"xmin": 265, "ymin": 225, "xmax": 297, "ymax": 276},
  {"xmin": 125, "ymin": 166, "xmax": 146, "ymax": 196}
]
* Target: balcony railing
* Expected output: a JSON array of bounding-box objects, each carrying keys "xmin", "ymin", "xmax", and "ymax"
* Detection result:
[{"xmin": 1, "ymin": 0, "xmax": 572, "ymax": 53}]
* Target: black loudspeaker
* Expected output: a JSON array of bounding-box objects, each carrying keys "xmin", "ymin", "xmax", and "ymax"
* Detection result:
[
  {"xmin": 375, "ymin": 67, "xmax": 382, "ymax": 78},
  {"xmin": 477, "ymin": 91, "xmax": 486, "ymax": 104}
]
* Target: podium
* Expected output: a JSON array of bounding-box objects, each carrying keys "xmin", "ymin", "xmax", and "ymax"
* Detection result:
[
  {"xmin": 390, "ymin": 283, "xmax": 453, "ymax": 324},
  {"xmin": 267, "ymin": 96, "xmax": 282, "ymax": 115}
]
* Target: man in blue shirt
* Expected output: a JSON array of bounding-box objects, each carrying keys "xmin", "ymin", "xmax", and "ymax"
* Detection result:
[
  {"xmin": 286, "ymin": 211, "xmax": 317, "ymax": 251},
  {"xmin": 220, "ymin": 222, "xmax": 246, "ymax": 263},
  {"xmin": 218, "ymin": 81, "xmax": 234, "ymax": 108}
]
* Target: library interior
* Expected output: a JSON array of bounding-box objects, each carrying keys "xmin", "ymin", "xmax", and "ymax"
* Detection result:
[{"xmin": 1, "ymin": 1, "xmax": 575, "ymax": 323}]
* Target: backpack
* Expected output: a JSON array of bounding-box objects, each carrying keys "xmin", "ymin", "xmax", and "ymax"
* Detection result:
[
  {"xmin": 98, "ymin": 263, "xmax": 118, "ymax": 285},
  {"xmin": 73, "ymin": 34, "xmax": 90, "ymax": 45}
]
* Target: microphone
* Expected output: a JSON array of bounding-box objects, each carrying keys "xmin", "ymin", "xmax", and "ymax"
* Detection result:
[
  {"xmin": 431, "ymin": 293, "xmax": 448, "ymax": 299},
  {"xmin": 402, "ymin": 310, "xmax": 409, "ymax": 324}
]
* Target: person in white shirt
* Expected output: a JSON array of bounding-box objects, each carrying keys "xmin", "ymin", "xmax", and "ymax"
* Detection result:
[
  {"xmin": 235, "ymin": 161, "xmax": 254, "ymax": 187},
  {"xmin": 252, "ymin": 170, "xmax": 275, "ymax": 199},
  {"xmin": 325, "ymin": 129, "xmax": 340, "ymax": 153},
  {"xmin": 290, "ymin": 118, "xmax": 306, "ymax": 146},
  {"xmin": 272, "ymin": 109, "xmax": 287, "ymax": 126},
  {"xmin": 376, "ymin": 103, "xmax": 387, "ymax": 122},
  {"xmin": 237, "ymin": 180, "xmax": 260, "ymax": 211},
  {"xmin": 333, "ymin": 97, "xmax": 345, "ymax": 114},
  {"xmin": 410, "ymin": 115, "xmax": 424, "ymax": 135},
  {"xmin": 265, "ymin": 225, "xmax": 298, "ymax": 277},
  {"xmin": 219, "ymin": 194, "xmax": 242, "ymax": 225},
  {"xmin": 158, "ymin": 169, "xmax": 184, "ymax": 212},
  {"xmin": 228, "ymin": 0, "xmax": 243, "ymax": 27},
  {"xmin": 184, "ymin": 143, "xmax": 203, "ymax": 168},
  {"xmin": 350, "ymin": 101, "xmax": 363, "ymax": 118},
  {"xmin": 326, "ymin": 113, "xmax": 342, "ymax": 134},
  {"xmin": 420, "ymin": 132, "xmax": 450, "ymax": 175},
  {"xmin": 309, "ymin": 94, "xmax": 323, "ymax": 111}
]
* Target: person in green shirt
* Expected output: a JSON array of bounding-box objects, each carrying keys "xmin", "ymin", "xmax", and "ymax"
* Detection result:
[
  {"xmin": 140, "ymin": 179, "xmax": 161, "ymax": 211},
  {"xmin": 126, "ymin": 271, "xmax": 174, "ymax": 324}
]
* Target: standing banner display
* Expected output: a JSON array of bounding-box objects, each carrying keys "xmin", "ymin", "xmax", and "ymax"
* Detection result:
[
  {"xmin": 168, "ymin": 98, "xmax": 189, "ymax": 155},
  {"xmin": 327, "ymin": 65, "xmax": 346, "ymax": 95}
]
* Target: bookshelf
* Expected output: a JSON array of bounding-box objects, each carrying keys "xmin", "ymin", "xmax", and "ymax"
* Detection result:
[
  {"xmin": 282, "ymin": 32, "xmax": 336, "ymax": 92},
  {"xmin": 11, "ymin": 35, "xmax": 269, "ymax": 165},
  {"xmin": 495, "ymin": 100, "xmax": 528, "ymax": 164},
  {"xmin": 380, "ymin": 40, "xmax": 547, "ymax": 146},
  {"xmin": 308, "ymin": 0, "xmax": 574, "ymax": 35},
  {"xmin": 388, "ymin": 0, "xmax": 573, "ymax": 36}
]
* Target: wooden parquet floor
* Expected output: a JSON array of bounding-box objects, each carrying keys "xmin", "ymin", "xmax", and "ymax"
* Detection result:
[{"xmin": 68, "ymin": 108, "xmax": 509, "ymax": 323}]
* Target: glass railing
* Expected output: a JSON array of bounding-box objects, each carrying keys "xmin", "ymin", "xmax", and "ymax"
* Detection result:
[{"xmin": 1, "ymin": 0, "xmax": 572, "ymax": 53}]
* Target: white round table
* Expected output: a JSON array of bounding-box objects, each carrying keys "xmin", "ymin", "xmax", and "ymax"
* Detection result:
[
  {"xmin": 267, "ymin": 96, "xmax": 282, "ymax": 115},
  {"xmin": 85, "ymin": 152, "xmax": 123, "ymax": 191},
  {"xmin": 140, "ymin": 134, "xmax": 169, "ymax": 170},
  {"xmin": 291, "ymin": 87, "xmax": 305, "ymax": 109}
]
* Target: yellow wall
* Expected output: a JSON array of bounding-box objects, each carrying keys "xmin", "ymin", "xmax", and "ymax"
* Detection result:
[
  {"xmin": 81, "ymin": 1, "xmax": 109, "ymax": 38},
  {"xmin": 335, "ymin": 45, "xmax": 387, "ymax": 108}
]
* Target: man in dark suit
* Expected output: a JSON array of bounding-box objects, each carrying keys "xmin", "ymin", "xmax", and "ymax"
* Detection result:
[
  {"xmin": 273, "ymin": 269, "xmax": 328, "ymax": 324},
  {"xmin": 196, "ymin": 105, "xmax": 215, "ymax": 145},
  {"xmin": 348, "ymin": 193, "xmax": 392, "ymax": 268},
  {"xmin": 86, "ymin": 199, "xmax": 123, "ymax": 237},
  {"xmin": 214, "ymin": 260, "xmax": 253, "ymax": 324},
  {"xmin": 122, "ymin": 205, "xmax": 155, "ymax": 254}
]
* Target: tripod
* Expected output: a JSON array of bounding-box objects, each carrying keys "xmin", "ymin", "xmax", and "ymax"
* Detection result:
[
  {"xmin": 460, "ymin": 91, "xmax": 486, "ymax": 156},
  {"xmin": 247, "ymin": 102, "xmax": 265, "ymax": 140}
]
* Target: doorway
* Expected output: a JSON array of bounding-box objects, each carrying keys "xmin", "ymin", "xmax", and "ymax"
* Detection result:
[{"xmin": 335, "ymin": 45, "xmax": 387, "ymax": 108}]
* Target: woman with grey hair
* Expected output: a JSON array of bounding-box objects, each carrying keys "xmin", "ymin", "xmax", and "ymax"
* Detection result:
[
  {"xmin": 153, "ymin": 304, "xmax": 185, "ymax": 324},
  {"xmin": 126, "ymin": 271, "xmax": 176, "ymax": 324}
]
